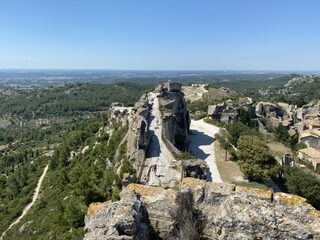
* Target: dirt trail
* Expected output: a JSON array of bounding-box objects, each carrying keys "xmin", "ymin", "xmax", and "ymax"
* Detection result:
[{"xmin": 1, "ymin": 164, "xmax": 49, "ymax": 239}]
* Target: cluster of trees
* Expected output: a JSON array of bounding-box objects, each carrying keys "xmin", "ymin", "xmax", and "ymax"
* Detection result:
[
  {"xmin": 4, "ymin": 114, "xmax": 132, "ymax": 239},
  {"xmin": 217, "ymin": 109, "xmax": 281, "ymax": 183},
  {"xmin": 0, "ymin": 82, "xmax": 145, "ymax": 239},
  {"xmin": 284, "ymin": 167, "xmax": 320, "ymax": 210},
  {"xmin": 274, "ymin": 125, "xmax": 307, "ymax": 151},
  {"xmin": 225, "ymin": 121, "xmax": 257, "ymax": 146},
  {"xmin": 0, "ymin": 83, "xmax": 152, "ymax": 119},
  {"xmin": 0, "ymin": 154, "xmax": 48, "ymax": 233},
  {"xmin": 237, "ymin": 136, "xmax": 281, "ymax": 182},
  {"xmin": 0, "ymin": 117, "xmax": 103, "ymax": 234}
]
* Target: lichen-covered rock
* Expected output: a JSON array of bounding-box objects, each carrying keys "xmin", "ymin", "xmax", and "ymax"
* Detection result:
[
  {"xmin": 84, "ymin": 189, "xmax": 147, "ymax": 240},
  {"xmin": 84, "ymin": 179, "xmax": 320, "ymax": 240}
]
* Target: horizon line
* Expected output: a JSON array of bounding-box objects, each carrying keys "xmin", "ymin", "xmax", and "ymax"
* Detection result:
[{"xmin": 0, "ymin": 68, "xmax": 320, "ymax": 73}]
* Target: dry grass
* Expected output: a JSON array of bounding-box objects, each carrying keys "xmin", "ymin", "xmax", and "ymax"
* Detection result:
[
  {"xmin": 215, "ymin": 140, "xmax": 245, "ymax": 183},
  {"xmin": 207, "ymin": 87, "xmax": 234, "ymax": 101},
  {"xmin": 215, "ymin": 140, "xmax": 268, "ymax": 189},
  {"xmin": 232, "ymin": 180, "xmax": 269, "ymax": 189},
  {"xmin": 267, "ymin": 142, "xmax": 291, "ymax": 158},
  {"xmin": 182, "ymin": 86, "xmax": 207, "ymax": 102}
]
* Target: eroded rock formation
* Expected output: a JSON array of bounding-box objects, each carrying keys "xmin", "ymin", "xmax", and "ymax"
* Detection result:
[
  {"xmin": 84, "ymin": 178, "xmax": 320, "ymax": 240},
  {"xmin": 159, "ymin": 82, "xmax": 190, "ymax": 151}
]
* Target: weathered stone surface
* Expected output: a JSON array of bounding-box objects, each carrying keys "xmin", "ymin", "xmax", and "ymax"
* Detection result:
[
  {"xmin": 159, "ymin": 84, "xmax": 190, "ymax": 151},
  {"xmin": 255, "ymin": 101, "xmax": 286, "ymax": 118},
  {"xmin": 235, "ymin": 186, "xmax": 272, "ymax": 200},
  {"xmin": 84, "ymin": 189, "xmax": 150, "ymax": 240},
  {"xmin": 84, "ymin": 178, "xmax": 320, "ymax": 240},
  {"xmin": 84, "ymin": 185, "xmax": 177, "ymax": 240}
]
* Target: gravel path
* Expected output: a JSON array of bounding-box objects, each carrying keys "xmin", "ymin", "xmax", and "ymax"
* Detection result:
[
  {"xmin": 189, "ymin": 119, "xmax": 223, "ymax": 183},
  {"xmin": 141, "ymin": 92, "xmax": 181, "ymax": 187}
]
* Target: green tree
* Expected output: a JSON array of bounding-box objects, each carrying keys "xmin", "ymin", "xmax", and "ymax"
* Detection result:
[
  {"xmin": 284, "ymin": 167, "xmax": 320, "ymax": 210},
  {"xmin": 215, "ymin": 131, "xmax": 231, "ymax": 161},
  {"xmin": 120, "ymin": 159, "xmax": 136, "ymax": 179},
  {"xmin": 238, "ymin": 108, "xmax": 251, "ymax": 126},
  {"xmin": 275, "ymin": 125, "xmax": 293, "ymax": 147},
  {"xmin": 226, "ymin": 121, "xmax": 253, "ymax": 146},
  {"xmin": 64, "ymin": 197, "xmax": 86, "ymax": 228},
  {"xmin": 237, "ymin": 135, "xmax": 281, "ymax": 182}
]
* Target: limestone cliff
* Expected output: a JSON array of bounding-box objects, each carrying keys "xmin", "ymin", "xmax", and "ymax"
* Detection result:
[
  {"xmin": 84, "ymin": 178, "xmax": 320, "ymax": 240},
  {"xmin": 159, "ymin": 82, "xmax": 190, "ymax": 151},
  {"xmin": 126, "ymin": 93, "xmax": 150, "ymax": 175}
]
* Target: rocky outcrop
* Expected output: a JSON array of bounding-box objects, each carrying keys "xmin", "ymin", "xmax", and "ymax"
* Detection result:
[
  {"xmin": 157, "ymin": 83, "xmax": 208, "ymax": 180},
  {"xmin": 84, "ymin": 178, "xmax": 320, "ymax": 240},
  {"xmin": 159, "ymin": 83, "xmax": 190, "ymax": 151},
  {"xmin": 84, "ymin": 184, "xmax": 177, "ymax": 240},
  {"xmin": 255, "ymin": 101, "xmax": 287, "ymax": 119},
  {"xmin": 126, "ymin": 94, "xmax": 150, "ymax": 176}
]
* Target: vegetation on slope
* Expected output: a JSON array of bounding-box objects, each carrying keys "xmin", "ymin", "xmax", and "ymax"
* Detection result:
[
  {"xmin": 0, "ymin": 82, "xmax": 153, "ymax": 120},
  {"xmin": 0, "ymin": 82, "xmax": 144, "ymax": 239},
  {"xmin": 5, "ymin": 115, "xmax": 131, "ymax": 239}
]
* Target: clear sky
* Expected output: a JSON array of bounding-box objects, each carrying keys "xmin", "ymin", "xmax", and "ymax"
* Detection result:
[{"xmin": 0, "ymin": 0, "xmax": 320, "ymax": 71}]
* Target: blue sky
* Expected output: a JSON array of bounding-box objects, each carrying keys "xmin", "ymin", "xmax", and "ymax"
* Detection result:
[{"xmin": 0, "ymin": 0, "xmax": 320, "ymax": 70}]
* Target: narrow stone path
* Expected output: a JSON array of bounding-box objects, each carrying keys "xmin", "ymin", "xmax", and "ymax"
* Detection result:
[
  {"xmin": 141, "ymin": 92, "xmax": 181, "ymax": 187},
  {"xmin": 1, "ymin": 164, "xmax": 49, "ymax": 239}
]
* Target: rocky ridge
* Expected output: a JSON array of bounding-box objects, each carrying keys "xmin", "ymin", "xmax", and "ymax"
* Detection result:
[
  {"xmin": 85, "ymin": 83, "xmax": 320, "ymax": 239},
  {"xmin": 84, "ymin": 178, "xmax": 320, "ymax": 240}
]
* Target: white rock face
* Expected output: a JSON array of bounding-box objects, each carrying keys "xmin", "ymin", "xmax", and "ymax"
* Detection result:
[{"xmin": 82, "ymin": 146, "xmax": 90, "ymax": 154}]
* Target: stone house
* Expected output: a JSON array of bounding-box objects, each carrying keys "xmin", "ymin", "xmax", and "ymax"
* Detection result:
[
  {"xmin": 298, "ymin": 147, "xmax": 320, "ymax": 172},
  {"xmin": 208, "ymin": 103, "xmax": 225, "ymax": 117},
  {"xmin": 304, "ymin": 113, "xmax": 318, "ymax": 120},
  {"xmin": 208, "ymin": 103, "xmax": 238, "ymax": 124},
  {"xmin": 305, "ymin": 120, "xmax": 320, "ymax": 129},
  {"xmin": 255, "ymin": 101, "xmax": 285, "ymax": 119},
  {"xmin": 294, "ymin": 122, "xmax": 307, "ymax": 132},
  {"xmin": 163, "ymin": 81, "xmax": 182, "ymax": 92},
  {"xmin": 220, "ymin": 107, "xmax": 238, "ymax": 124},
  {"xmin": 299, "ymin": 129, "xmax": 320, "ymax": 149}
]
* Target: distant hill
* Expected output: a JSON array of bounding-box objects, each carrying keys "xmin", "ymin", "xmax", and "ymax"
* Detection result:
[{"xmin": 257, "ymin": 75, "xmax": 320, "ymax": 105}]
